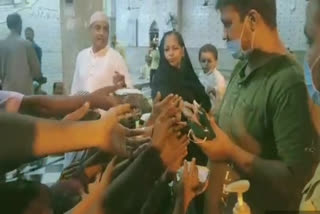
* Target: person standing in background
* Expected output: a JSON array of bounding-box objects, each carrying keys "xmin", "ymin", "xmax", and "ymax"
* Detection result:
[
  {"xmin": 25, "ymin": 27, "xmax": 42, "ymax": 66},
  {"xmin": 198, "ymin": 44, "xmax": 226, "ymax": 113},
  {"xmin": 140, "ymin": 55, "xmax": 152, "ymax": 81},
  {"xmin": 71, "ymin": 11, "xmax": 132, "ymax": 95},
  {"xmin": 0, "ymin": 13, "xmax": 41, "ymax": 95},
  {"xmin": 68, "ymin": 11, "xmax": 132, "ymax": 168},
  {"xmin": 149, "ymin": 37, "xmax": 160, "ymax": 83}
]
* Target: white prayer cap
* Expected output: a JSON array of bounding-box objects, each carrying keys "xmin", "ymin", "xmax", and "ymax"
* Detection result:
[{"xmin": 89, "ymin": 11, "xmax": 109, "ymax": 26}]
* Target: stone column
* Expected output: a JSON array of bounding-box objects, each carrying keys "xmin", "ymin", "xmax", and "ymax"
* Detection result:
[{"xmin": 59, "ymin": 0, "xmax": 103, "ymax": 93}]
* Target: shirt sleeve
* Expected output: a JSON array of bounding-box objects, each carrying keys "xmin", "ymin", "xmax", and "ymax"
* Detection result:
[{"xmin": 271, "ymin": 82, "xmax": 313, "ymax": 168}]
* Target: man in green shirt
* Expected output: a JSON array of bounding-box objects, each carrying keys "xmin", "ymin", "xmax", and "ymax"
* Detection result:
[{"xmin": 192, "ymin": 0, "xmax": 315, "ymax": 213}]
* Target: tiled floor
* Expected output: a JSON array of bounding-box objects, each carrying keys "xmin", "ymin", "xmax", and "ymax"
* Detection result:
[{"xmin": 6, "ymin": 156, "xmax": 64, "ymax": 186}]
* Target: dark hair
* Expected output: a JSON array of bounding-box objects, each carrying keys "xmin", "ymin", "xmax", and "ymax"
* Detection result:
[
  {"xmin": 25, "ymin": 27, "xmax": 34, "ymax": 33},
  {"xmin": 6, "ymin": 13, "xmax": 22, "ymax": 30},
  {"xmin": 215, "ymin": 0, "xmax": 277, "ymax": 29},
  {"xmin": 163, "ymin": 31, "xmax": 184, "ymax": 48},
  {"xmin": 199, "ymin": 44, "xmax": 218, "ymax": 60}
]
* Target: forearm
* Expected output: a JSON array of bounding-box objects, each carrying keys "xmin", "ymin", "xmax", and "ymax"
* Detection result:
[
  {"xmin": 229, "ymin": 144, "xmax": 307, "ymax": 201},
  {"xmin": 20, "ymin": 95, "xmax": 90, "ymax": 117},
  {"xmin": 33, "ymin": 119, "xmax": 104, "ymax": 157}
]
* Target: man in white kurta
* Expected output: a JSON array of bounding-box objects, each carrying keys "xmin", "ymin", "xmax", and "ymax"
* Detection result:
[
  {"xmin": 71, "ymin": 46, "xmax": 132, "ymax": 94},
  {"xmin": 65, "ymin": 11, "xmax": 133, "ymax": 168}
]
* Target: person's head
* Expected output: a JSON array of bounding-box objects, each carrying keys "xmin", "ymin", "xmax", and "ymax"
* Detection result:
[
  {"xmin": 151, "ymin": 38, "xmax": 159, "ymax": 49},
  {"xmin": 89, "ymin": 11, "xmax": 109, "ymax": 52},
  {"xmin": 0, "ymin": 180, "xmax": 52, "ymax": 214},
  {"xmin": 6, "ymin": 13, "xmax": 22, "ymax": 35},
  {"xmin": 161, "ymin": 31, "xmax": 185, "ymax": 69},
  {"xmin": 216, "ymin": 0, "xmax": 277, "ymax": 56},
  {"xmin": 199, "ymin": 44, "xmax": 218, "ymax": 73},
  {"xmin": 25, "ymin": 27, "xmax": 34, "ymax": 42}
]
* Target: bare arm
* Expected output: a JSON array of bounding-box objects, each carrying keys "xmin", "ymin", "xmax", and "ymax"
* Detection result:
[
  {"xmin": 19, "ymin": 86, "xmax": 121, "ymax": 117},
  {"xmin": 0, "ymin": 104, "xmax": 131, "ymax": 173}
]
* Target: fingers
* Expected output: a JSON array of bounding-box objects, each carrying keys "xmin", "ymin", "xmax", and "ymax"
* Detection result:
[
  {"xmin": 209, "ymin": 115, "xmax": 220, "ymax": 133},
  {"xmin": 183, "ymin": 159, "xmax": 188, "ymax": 175},
  {"xmin": 126, "ymin": 136, "xmax": 151, "ymax": 145},
  {"xmin": 126, "ymin": 127, "xmax": 148, "ymax": 137},
  {"xmin": 63, "ymin": 102, "xmax": 90, "ymax": 121},
  {"xmin": 171, "ymin": 95, "xmax": 182, "ymax": 107},
  {"xmin": 154, "ymin": 91, "xmax": 162, "ymax": 103},
  {"xmin": 184, "ymin": 101, "xmax": 194, "ymax": 109},
  {"xmin": 101, "ymin": 156, "xmax": 118, "ymax": 183},
  {"xmin": 190, "ymin": 158, "xmax": 198, "ymax": 177},
  {"xmin": 113, "ymin": 104, "xmax": 132, "ymax": 116},
  {"xmin": 159, "ymin": 94, "xmax": 174, "ymax": 106},
  {"xmin": 169, "ymin": 122, "xmax": 187, "ymax": 134}
]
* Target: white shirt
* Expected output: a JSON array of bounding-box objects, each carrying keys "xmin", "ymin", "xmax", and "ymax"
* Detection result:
[
  {"xmin": 198, "ymin": 69, "xmax": 226, "ymax": 112},
  {"xmin": 71, "ymin": 46, "xmax": 133, "ymax": 94},
  {"xmin": 0, "ymin": 91, "xmax": 24, "ymax": 112},
  {"xmin": 65, "ymin": 46, "xmax": 133, "ymax": 168}
]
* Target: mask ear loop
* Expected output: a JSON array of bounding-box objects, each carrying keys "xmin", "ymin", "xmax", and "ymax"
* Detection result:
[
  {"xmin": 240, "ymin": 16, "xmax": 256, "ymax": 53},
  {"xmin": 310, "ymin": 55, "xmax": 320, "ymax": 92},
  {"xmin": 188, "ymin": 129, "xmax": 208, "ymax": 143}
]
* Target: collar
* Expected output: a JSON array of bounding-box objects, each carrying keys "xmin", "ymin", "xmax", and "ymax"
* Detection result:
[
  {"xmin": 90, "ymin": 46, "xmax": 108, "ymax": 57},
  {"xmin": 203, "ymin": 68, "xmax": 218, "ymax": 76},
  {"xmin": 238, "ymin": 50, "xmax": 286, "ymax": 83}
]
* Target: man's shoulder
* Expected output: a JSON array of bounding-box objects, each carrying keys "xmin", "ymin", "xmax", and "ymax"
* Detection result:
[
  {"xmin": 108, "ymin": 47, "xmax": 125, "ymax": 61},
  {"xmin": 266, "ymin": 55, "xmax": 305, "ymax": 88},
  {"xmin": 77, "ymin": 47, "xmax": 91, "ymax": 58},
  {"xmin": 19, "ymin": 38, "xmax": 33, "ymax": 48},
  {"xmin": 34, "ymin": 42, "xmax": 42, "ymax": 50}
]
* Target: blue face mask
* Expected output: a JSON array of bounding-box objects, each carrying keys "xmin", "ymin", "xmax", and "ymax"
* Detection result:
[
  {"xmin": 226, "ymin": 16, "xmax": 255, "ymax": 60},
  {"xmin": 226, "ymin": 40, "xmax": 243, "ymax": 59},
  {"xmin": 304, "ymin": 60, "xmax": 317, "ymax": 97}
]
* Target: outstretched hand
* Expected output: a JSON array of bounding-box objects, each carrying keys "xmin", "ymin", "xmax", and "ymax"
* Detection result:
[{"xmin": 191, "ymin": 115, "xmax": 234, "ymax": 161}]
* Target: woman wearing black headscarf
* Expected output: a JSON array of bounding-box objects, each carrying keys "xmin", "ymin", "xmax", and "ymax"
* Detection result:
[{"xmin": 151, "ymin": 31, "xmax": 211, "ymax": 112}]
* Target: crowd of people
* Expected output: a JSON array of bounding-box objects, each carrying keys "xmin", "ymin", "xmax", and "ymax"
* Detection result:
[{"xmin": 2, "ymin": 0, "xmax": 320, "ymax": 213}]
